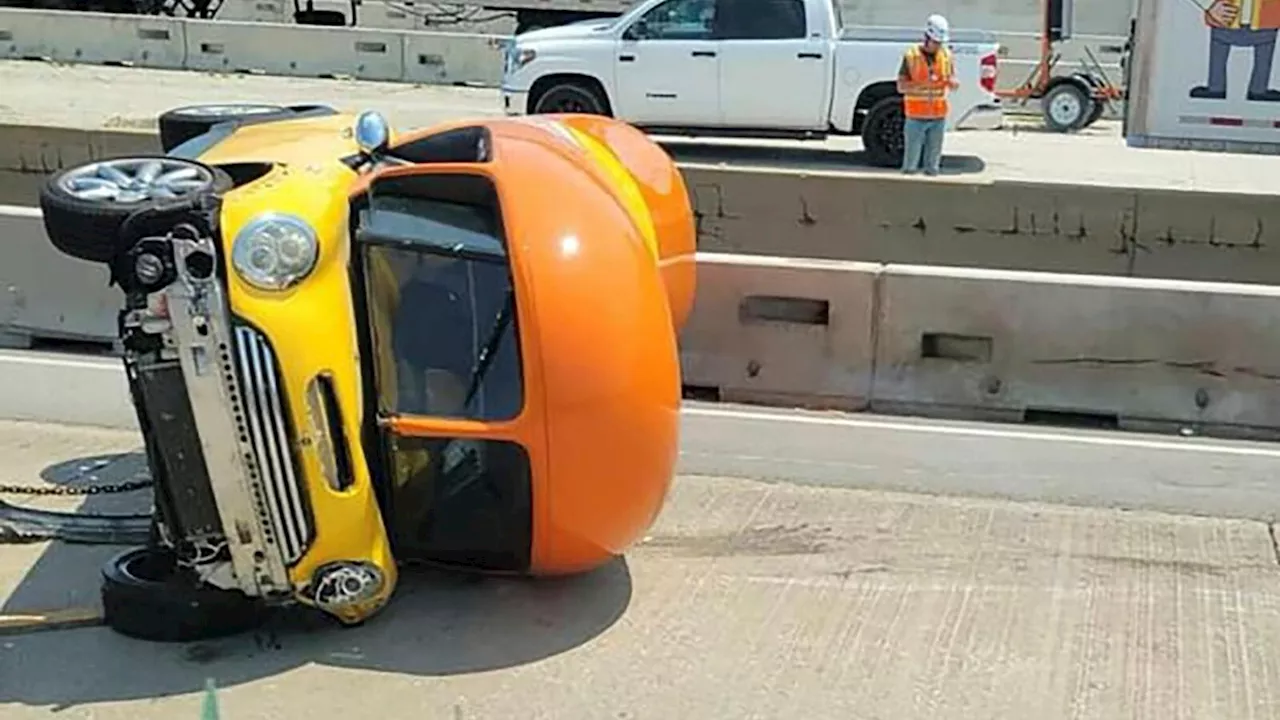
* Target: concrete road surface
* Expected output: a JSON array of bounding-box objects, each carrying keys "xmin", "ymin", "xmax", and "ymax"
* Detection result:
[{"xmin": 2, "ymin": 418, "xmax": 1280, "ymax": 719}]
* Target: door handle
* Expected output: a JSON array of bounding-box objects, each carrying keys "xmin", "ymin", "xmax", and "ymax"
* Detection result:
[
  {"xmin": 797, "ymin": 52, "xmax": 823, "ymax": 59},
  {"xmin": 620, "ymin": 54, "xmax": 635, "ymax": 61},
  {"xmin": 691, "ymin": 50, "xmax": 716, "ymax": 58}
]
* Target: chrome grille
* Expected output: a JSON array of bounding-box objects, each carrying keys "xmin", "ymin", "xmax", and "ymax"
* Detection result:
[{"xmin": 233, "ymin": 324, "xmax": 312, "ymax": 564}]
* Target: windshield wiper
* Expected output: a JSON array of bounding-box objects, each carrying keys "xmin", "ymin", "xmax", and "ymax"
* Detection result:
[{"xmin": 461, "ymin": 286, "xmax": 517, "ymax": 413}]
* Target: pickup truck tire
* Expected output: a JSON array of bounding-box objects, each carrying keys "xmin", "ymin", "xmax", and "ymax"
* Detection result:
[
  {"xmin": 39, "ymin": 156, "xmax": 232, "ymax": 264},
  {"xmin": 531, "ymin": 81, "xmax": 610, "ymax": 116},
  {"xmin": 158, "ymin": 103, "xmax": 297, "ymax": 152},
  {"xmin": 861, "ymin": 96, "xmax": 906, "ymax": 168},
  {"xmin": 101, "ymin": 546, "xmax": 267, "ymax": 643}
]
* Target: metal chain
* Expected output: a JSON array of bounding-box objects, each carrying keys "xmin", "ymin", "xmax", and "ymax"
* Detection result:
[{"xmin": 0, "ymin": 479, "xmax": 154, "ymax": 496}]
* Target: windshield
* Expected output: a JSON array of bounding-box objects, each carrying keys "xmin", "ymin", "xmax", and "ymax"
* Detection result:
[{"xmin": 358, "ymin": 195, "xmax": 523, "ymax": 423}]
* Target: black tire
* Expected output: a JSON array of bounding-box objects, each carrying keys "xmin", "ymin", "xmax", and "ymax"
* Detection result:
[
  {"xmin": 39, "ymin": 156, "xmax": 232, "ymax": 264},
  {"xmin": 158, "ymin": 103, "xmax": 296, "ymax": 153},
  {"xmin": 101, "ymin": 546, "xmax": 266, "ymax": 643},
  {"xmin": 531, "ymin": 81, "xmax": 610, "ymax": 116},
  {"xmin": 1042, "ymin": 82, "xmax": 1091, "ymax": 133},
  {"xmin": 1081, "ymin": 97, "xmax": 1107, "ymax": 128},
  {"xmin": 860, "ymin": 96, "xmax": 906, "ymax": 168}
]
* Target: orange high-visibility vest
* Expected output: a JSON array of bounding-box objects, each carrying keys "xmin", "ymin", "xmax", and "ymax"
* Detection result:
[{"xmin": 902, "ymin": 45, "xmax": 953, "ymax": 120}]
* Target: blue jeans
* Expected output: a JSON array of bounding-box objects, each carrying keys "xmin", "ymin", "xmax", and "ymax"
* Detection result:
[{"xmin": 902, "ymin": 117, "xmax": 946, "ymax": 175}]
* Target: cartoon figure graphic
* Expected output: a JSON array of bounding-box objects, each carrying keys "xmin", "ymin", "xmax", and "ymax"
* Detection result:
[{"xmin": 1187, "ymin": 0, "xmax": 1280, "ymax": 101}]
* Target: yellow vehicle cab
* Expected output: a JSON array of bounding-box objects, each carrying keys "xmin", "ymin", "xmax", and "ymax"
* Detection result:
[{"xmin": 37, "ymin": 104, "xmax": 696, "ymax": 642}]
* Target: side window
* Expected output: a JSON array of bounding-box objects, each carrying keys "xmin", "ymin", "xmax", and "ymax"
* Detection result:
[
  {"xmin": 626, "ymin": 0, "xmax": 716, "ymax": 40},
  {"xmin": 716, "ymin": 0, "xmax": 806, "ymax": 40},
  {"xmin": 360, "ymin": 196, "xmax": 524, "ymax": 423}
]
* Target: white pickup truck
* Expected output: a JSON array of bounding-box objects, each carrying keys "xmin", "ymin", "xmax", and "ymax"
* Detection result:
[{"xmin": 499, "ymin": 0, "xmax": 1004, "ymax": 166}]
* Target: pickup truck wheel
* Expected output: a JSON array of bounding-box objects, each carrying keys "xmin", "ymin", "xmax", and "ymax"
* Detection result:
[
  {"xmin": 861, "ymin": 96, "xmax": 906, "ymax": 168},
  {"xmin": 39, "ymin": 156, "xmax": 231, "ymax": 264},
  {"xmin": 1042, "ymin": 83, "xmax": 1091, "ymax": 132},
  {"xmin": 101, "ymin": 546, "xmax": 267, "ymax": 643},
  {"xmin": 532, "ymin": 82, "xmax": 609, "ymax": 116},
  {"xmin": 158, "ymin": 103, "xmax": 296, "ymax": 152}
]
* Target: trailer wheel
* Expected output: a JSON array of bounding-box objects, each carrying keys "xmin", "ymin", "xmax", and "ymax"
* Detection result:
[
  {"xmin": 1042, "ymin": 82, "xmax": 1091, "ymax": 132},
  {"xmin": 1081, "ymin": 97, "xmax": 1107, "ymax": 129},
  {"xmin": 101, "ymin": 547, "xmax": 266, "ymax": 643},
  {"xmin": 39, "ymin": 156, "xmax": 231, "ymax": 264},
  {"xmin": 158, "ymin": 103, "xmax": 306, "ymax": 152},
  {"xmin": 860, "ymin": 96, "xmax": 906, "ymax": 168},
  {"xmin": 531, "ymin": 80, "xmax": 610, "ymax": 116}
]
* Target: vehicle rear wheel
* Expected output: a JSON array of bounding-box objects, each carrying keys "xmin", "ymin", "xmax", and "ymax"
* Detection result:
[
  {"xmin": 158, "ymin": 103, "xmax": 296, "ymax": 152},
  {"xmin": 860, "ymin": 96, "xmax": 906, "ymax": 168},
  {"xmin": 101, "ymin": 546, "xmax": 266, "ymax": 643},
  {"xmin": 1042, "ymin": 82, "xmax": 1091, "ymax": 132},
  {"xmin": 531, "ymin": 81, "xmax": 609, "ymax": 116},
  {"xmin": 39, "ymin": 156, "xmax": 231, "ymax": 264}
]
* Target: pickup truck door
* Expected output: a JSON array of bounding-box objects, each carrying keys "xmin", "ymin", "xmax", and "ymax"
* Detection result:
[
  {"xmin": 614, "ymin": 0, "xmax": 721, "ymax": 125},
  {"xmin": 713, "ymin": 0, "xmax": 829, "ymax": 129}
]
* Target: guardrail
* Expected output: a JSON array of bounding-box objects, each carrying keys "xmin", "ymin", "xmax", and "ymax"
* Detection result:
[
  {"xmin": 5, "ymin": 200, "xmax": 1278, "ymax": 439},
  {"xmin": 0, "ymin": 6, "xmax": 1123, "ymax": 100}
]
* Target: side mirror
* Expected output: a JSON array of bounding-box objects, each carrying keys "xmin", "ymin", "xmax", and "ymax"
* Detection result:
[
  {"xmin": 624, "ymin": 19, "xmax": 648, "ymax": 40},
  {"xmin": 354, "ymin": 110, "xmax": 391, "ymax": 159}
]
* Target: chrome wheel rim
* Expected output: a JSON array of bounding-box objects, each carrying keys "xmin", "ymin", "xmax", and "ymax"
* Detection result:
[
  {"xmin": 178, "ymin": 104, "xmax": 283, "ymax": 117},
  {"xmin": 1049, "ymin": 93, "xmax": 1083, "ymax": 126},
  {"xmin": 58, "ymin": 158, "xmax": 215, "ymax": 204}
]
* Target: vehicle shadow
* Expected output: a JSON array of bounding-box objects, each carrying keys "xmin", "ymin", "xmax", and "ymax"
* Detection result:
[
  {"xmin": 0, "ymin": 452, "xmax": 634, "ymax": 708},
  {"xmin": 659, "ymin": 140, "xmax": 986, "ymax": 176}
]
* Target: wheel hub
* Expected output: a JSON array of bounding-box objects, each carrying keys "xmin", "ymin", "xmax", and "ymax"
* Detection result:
[
  {"xmin": 1050, "ymin": 94, "xmax": 1083, "ymax": 125},
  {"xmin": 58, "ymin": 158, "xmax": 215, "ymax": 204}
]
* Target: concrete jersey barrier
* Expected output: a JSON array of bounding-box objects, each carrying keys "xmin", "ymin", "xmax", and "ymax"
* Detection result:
[
  {"xmin": 871, "ymin": 265, "xmax": 1280, "ymax": 438},
  {"xmin": 0, "ymin": 7, "xmax": 507, "ymax": 86},
  {"xmin": 6, "ymin": 231, "xmax": 1280, "ymax": 440}
]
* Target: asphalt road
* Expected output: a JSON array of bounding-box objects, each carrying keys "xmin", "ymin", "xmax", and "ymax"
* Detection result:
[{"xmin": 1, "ymin": 408, "xmax": 1279, "ymax": 719}]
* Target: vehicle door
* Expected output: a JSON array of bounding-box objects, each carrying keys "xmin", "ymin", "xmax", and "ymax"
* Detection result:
[
  {"xmin": 613, "ymin": 0, "xmax": 721, "ymax": 125},
  {"xmin": 351, "ymin": 155, "xmax": 545, "ymax": 573},
  {"xmin": 713, "ymin": 0, "xmax": 830, "ymax": 129}
]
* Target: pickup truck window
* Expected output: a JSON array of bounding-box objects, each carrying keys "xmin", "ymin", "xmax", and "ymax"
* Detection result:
[
  {"xmin": 628, "ymin": 0, "xmax": 715, "ymax": 40},
  {"xmin": 715, "ymin": 0, "xmax": 805, "ymax": 39}
]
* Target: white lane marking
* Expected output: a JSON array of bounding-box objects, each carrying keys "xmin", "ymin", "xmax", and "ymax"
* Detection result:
[
  {"xmin": 0, "ymin": 204, "xmax": 42, "ymax": 218},
  {"xmin": 681, "ymin": 405, "xmax": 1280, "ymax": 459}
]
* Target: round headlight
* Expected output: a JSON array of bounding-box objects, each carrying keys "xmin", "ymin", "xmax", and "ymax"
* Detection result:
[{"xmin": 230, "ymin": 213, "xmax": 319, "ymax": 291}]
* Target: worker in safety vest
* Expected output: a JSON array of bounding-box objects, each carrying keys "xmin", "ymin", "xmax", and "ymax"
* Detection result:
[
  {"xmin": 897, "ymin": 14, "xmax": 959, "ymax": 176},
  {"xmin": 1188, "ymin": 0, "xmax": 1280, "ymax": 101}
]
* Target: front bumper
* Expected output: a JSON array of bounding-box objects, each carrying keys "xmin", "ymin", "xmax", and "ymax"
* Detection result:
[{"xmin": 129, "ymin": 213, "xmax": 395, "ymax": 623}]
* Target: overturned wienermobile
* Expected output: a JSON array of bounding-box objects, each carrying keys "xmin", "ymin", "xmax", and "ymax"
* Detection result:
[{"xmin": 38, "ymin": 103, "xmax": 696, "ymax": 641}]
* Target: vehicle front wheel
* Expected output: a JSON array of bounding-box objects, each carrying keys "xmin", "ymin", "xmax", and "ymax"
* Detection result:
[
  {"xmin": 101, "ymin": 546, "xmax": 267, "ymax": 643},
  {"xmin": 860, "ymin": 96, "xmax": 906, "ymax": 168},
  {"xmin": 531, "ymin": 81, "xmax": 610, "ymax": 116},
  {"xmin": 39, "ymin": 156, "xmax": 231, "ymax": 264}
]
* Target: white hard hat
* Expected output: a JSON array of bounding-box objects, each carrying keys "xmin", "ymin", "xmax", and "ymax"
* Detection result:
[{"xmin": 925, "ymin": 14, "xmax": 950, "ymax": 43}]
